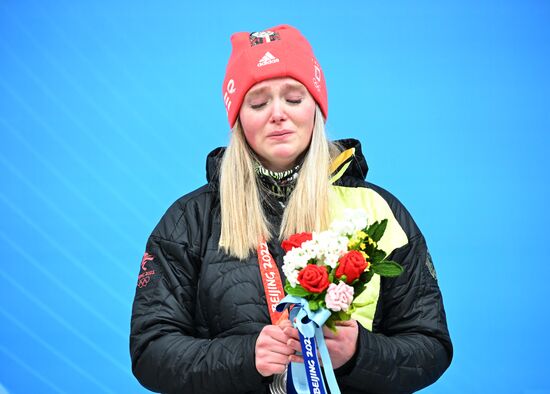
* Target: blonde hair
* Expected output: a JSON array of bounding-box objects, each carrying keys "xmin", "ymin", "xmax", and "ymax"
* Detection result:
[{"xmin": 219, "ymin": 106, "xmax": 340, "ymax": 259}]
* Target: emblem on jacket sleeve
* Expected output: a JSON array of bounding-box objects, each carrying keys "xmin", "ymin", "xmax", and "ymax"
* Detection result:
[
  {"xmin": 425, "ymin": 250, "xmax": 437, "ymax": 281},
  {"xmin": 137, "ymin": 252, "xmax": 157, "ymax": 288}
]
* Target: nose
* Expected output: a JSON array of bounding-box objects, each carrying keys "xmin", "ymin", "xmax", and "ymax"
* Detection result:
[{"xmin": 270, "ymin": 98, "xmax": 287, "ymax": 123}]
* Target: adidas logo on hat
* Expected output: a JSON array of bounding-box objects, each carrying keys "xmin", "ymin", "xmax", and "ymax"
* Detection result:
[{"xmin": 257, "ymin": 52, "xmax": 279, "ymax": 67}]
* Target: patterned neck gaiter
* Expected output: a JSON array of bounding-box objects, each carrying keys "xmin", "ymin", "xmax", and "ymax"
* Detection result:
[{"xmin": 254, "ymin": 162, "xmax": 301, "ymax": 207}]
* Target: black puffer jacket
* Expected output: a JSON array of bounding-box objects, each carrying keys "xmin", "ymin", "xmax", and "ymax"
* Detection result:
[{"xmin": 130, "ymin": 139, "xmax": 452, "ymax": 393}]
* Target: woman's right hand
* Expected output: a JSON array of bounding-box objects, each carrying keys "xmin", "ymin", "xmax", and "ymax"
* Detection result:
[{"xmin": 255, "ymin": 322, "xmax": 295, "ymax": 377}]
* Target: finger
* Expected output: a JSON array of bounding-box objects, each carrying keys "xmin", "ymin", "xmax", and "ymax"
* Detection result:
[
  {"xmin": 282, "ymin": 326, "xmax": 299, "ymax": 339},
  {"xmin": 334, "ymin": 319, "xmax": 356, "ymax": 327},
  {"xmin": 268, "ymin": 363, "xmax": 289, "ymax": 375},
  {"xmin": 265, "ymin": 352, "xmax": 294, "ymax": 365},
  {"xmin": 322, "ymin": 325, "xmax": 338, "ymax": 339},
  {"xmin": 256, "ymin": 347, "xmax": 291, "ymax": 375},
  {"xmin": 277, "ymin": 318, "xmax": 292, "ymax": 329},
  {"xmin": 260, "ymin": 341, "xmax": 295, "ymax": 356},
  {"xmin": 286, "ymin": 338, "xmax": 302, "ymax": 353},
  {"xmin": 276, "ymin": 309, "xmax": 290, "ymax": 325},
  {"xmin": 257, "ymin": 359, "xmax": 289, "ymax": 376},
  {"xmin": 289, "ymin": 354, "xmax": 304, "ymax": 363},
  {"xmin": 324, "ymin": 338, "xmax": 339, "ymax": 348},
  {"xmin": 263, "ymin": 326, "xmax": 291, "ymax": 343}
]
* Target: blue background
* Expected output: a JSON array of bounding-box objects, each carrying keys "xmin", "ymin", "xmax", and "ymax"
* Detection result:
[{"xmin": 1, "ymin": 1, "xmax": 549, "ymax": 393}]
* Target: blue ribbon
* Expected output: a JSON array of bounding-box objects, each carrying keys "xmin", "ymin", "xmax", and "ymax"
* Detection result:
[{"xmin": 276, "ymin": 295, "xmax": 341, "ymax": 394}]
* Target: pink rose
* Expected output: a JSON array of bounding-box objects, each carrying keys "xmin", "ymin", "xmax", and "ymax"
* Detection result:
[{"xmin": 325, "ymin": 282, "xmax": 354, "ymax": 312}]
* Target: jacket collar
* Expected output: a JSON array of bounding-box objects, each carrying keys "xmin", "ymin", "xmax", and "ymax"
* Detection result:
[{"xmin": 332, "ymin": 138, "xmax": 369, "ymax": 181}]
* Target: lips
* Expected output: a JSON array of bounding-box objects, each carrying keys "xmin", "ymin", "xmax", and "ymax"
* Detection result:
[{"xmin": 268, "ymin": 130, "xmax": 293, "ymax": 138}]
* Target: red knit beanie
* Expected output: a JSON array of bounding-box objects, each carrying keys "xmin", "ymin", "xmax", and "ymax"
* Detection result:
[{"xmin": 222, "ymin": 24, "xmax": 328, "ymax": 128}]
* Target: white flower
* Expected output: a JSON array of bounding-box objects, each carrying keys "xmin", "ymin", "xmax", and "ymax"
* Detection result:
[
  {"xmin": 330, "ymin": 208, "xmax": 369, "ymax": 236},
  {"xmin": 310, "ymin": 230, "xmax": 348, "ymax": 268},
  {"xmin": 282, "ymin": 246, "xmax": 311, "ymax": 287},
  {"xmin": 325, "ymin": 282, "xmax": 355, "ymax": 312}
]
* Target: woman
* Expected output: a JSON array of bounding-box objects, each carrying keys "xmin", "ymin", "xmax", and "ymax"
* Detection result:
[{"xmin": 130, "ymin": 24, "xmax": 452, "ymax": 394}]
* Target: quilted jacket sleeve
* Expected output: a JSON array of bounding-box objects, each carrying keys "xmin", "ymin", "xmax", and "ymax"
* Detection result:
[
  {"xmin": 337, "ymin": 190, "xmax": 453, "ymax": 393},
  {"xmin": 129, "ymin": 198, "xmax": 266, "ymax": 394}
]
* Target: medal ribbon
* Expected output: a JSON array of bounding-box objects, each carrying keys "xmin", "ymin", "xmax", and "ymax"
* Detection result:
[
  {"xmin": 256, "ymin": 241, "xmax": 340, "ymax": 394},
  {"xmin": 277, "ymin": 295, "xmax": 342, "ymax": 394},
  {"xmin": 257, "ymin": 238, "xmax": 285, "ymax": 324}
]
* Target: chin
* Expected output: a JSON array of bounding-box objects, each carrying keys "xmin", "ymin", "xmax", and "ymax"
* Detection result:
[{"xmin": 268, "ymin": 158, "xmax": 299, "ymax": 172}]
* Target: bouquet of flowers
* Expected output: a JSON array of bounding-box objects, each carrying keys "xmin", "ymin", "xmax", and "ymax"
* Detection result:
[{"xmin": 281, "ymin": 208, "xmax": 404, "ymax": 330}]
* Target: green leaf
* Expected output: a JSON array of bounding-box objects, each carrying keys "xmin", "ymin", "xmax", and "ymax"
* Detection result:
[
  {"xmin": 371, "ymin": 260, "xmax": 404, "ymax": 277},
  {"xmin": 366, "ymin": 221, "xmax": 381, "ymax": 238},
  {"xmin": 370, "ymin": 249, "xmax": 387, "ymax": 263},
  {"xmin": 358, "ymin": 269, "xmax": 374, "ymax": 286},
  {"xmin": 284, "ymin": 283, "xmax": 310, "ymax": 297},
  {"xmin": 328, "ymin": 271, "xmax": 335, "ymax": 283},
  {"xmin": 371, "ymin": 219, "xmax": 388, "ymax": 243},
  {"xmin": 309, "ymin": 300, "xmax": 319, "ymax": 311},
  {"xmin": 337, "ymin": 311, "xmax": 351, "ymax": 321},
  {"xmin": 325, "ymin": 317, "xmax": 337, "ymax": 333},
  {"xmin": 362, "ymin": 243, "xmax": 375, "ymax": 257}
]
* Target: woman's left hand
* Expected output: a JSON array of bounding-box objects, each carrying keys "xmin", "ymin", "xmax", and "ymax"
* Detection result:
[{"xmin": 322, "ymin": 319, "xmax": 359, "ymax": 369}]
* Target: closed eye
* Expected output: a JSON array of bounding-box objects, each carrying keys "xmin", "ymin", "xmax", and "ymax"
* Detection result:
[
  {"xmin": 287, "ymin": 99, "xmax": 302, "ymax": 104},
  {"xmin": 250, "ymin": 102, "xmax": 267, "ymax": 109}
]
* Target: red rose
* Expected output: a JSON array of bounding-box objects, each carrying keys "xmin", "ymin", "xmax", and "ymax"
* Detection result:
[
  {"xmin": 297, "ymin": 265, "xmax": 330, "ymax": 293},
  {"xmin": 281, "ymin": 232, "xmax": 313, "ymax": 252},
  {"xmin": 335, "ymin": 251, "xmax": 368, "ymax": 284}
]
